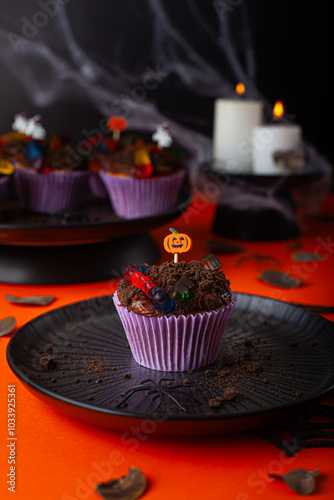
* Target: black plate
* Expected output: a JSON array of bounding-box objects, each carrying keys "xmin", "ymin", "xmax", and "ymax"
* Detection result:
[
  {"xmin": 0, "ymin": 185, "xmax": 191, "ymax": 246},
  {"xmin": 6, "ymin": 293, "xmax": 334, "ymax": 435}
]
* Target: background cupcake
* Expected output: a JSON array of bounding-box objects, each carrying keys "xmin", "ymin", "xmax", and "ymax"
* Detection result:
[
  {"xmin": 2, "ymin": 113, "xmax": 90, "ymax": 214},
  {"xmin": 113, "ymin": 256, "xmax": 237, "ymax": 372},
  {"xmin": 0, "ymin": 174, "xmax": 11, "ymax": 201},
  {"xmin": 99, "ymin": 121, "xmax": 187, "ymax": 219}
]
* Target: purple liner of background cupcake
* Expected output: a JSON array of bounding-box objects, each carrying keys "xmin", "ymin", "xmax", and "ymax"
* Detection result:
[
  {"xmin": 0, "ymin": 176, "xmax": 11, "ymax": 201},
  {"xmin": 14, "ymin": 166, "xmax": 90, "ymax": 214},
  {"xmin": 113, "ymin": 291, "xmax": 237, "ymax": 372},
  {"xmin": 88, "ymin": 172, "xmax": 108, "ymax": 199},
  {"xmin": 99, "ymin": 169, "xmax": 186, "ymax": 219}
]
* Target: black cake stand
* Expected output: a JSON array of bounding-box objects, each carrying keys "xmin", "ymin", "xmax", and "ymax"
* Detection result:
[
  {"xmin": 197, "ymin": 159, "xmax": 327, "ymax": 241},
  {"xmin": 0, "ymin": 187, "xmax": 192, "ymax": 284}
]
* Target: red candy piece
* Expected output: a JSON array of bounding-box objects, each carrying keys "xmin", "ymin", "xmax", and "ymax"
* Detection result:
[
  {"xmin": 48, "ymin": 135, "xmax": 62, "ymax": 152},
  {"xmin": 42, "ymin": 166, "xmax": 53, "ymax": 174},
  {"xmin": 124, "ymin": 265, "xmax": 155, "ymax": 295},
  {"xmin": 89, "ymin": 160, "xmax": 101, "ymax": 173},
  {"xmin": 104, "ymin": 138, "xmax": 119, "ymax": 150},
  {"xmin": 123, "ymin": 265, "xmax": 174, "ymax": 313},
  {"xmin": 134, "ymin": 164, "xmax": 153, "ymax": 179}
]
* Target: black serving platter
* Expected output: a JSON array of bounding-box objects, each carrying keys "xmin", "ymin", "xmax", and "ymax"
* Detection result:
[
  {"xmin": 198, "ymin": 161, "xmax": 325, "ymax": 193},
  {"xmin": 6, "ymin": 293, "xmax": 334, "ymax": 436},
  {"xmin": 0, "ymin": 185, "xmax": 192, "ymax": 246},
  {"xmin": 0, "ymin": 186, "xmax": 192, "ymax": 284}
]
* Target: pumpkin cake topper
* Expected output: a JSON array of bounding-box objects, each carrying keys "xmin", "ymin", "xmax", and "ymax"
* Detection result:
[
  {"xmin": 164, "ymin": 228, "xmax": 192, "ymax": 263},
  {"xmin": 107, "ymin": 116, "xmax": 127, "ymax": 141}
]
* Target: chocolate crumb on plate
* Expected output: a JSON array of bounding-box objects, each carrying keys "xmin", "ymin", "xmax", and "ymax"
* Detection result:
[
  {"xmin": 208, "ymin": 396, "xmax": 224, "ymax": 408},
  {"xmin": 223, "ymin": 386, "xmax": 239, "ymax": 401},
  {"xmin": 39, "ymin": 355, "xmax": 57, "ymax": 371}
]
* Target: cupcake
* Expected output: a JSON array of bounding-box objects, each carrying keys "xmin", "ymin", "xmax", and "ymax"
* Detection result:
[
  {"xmin": 98, "ymin": 124, "xmax": 186, "ymax": 219},
  {"xmin": 1, "ymin": 119, "xmax": 90, "ymax": 214},
  {"xmin": 113, "ymin": 254, "xmax": 237, "ymax": 372}
]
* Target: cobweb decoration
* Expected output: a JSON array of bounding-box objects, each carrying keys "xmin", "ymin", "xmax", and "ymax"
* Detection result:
[{"xmin": 253, "ymin": 403, "xmax": 334, "ymax": 457}]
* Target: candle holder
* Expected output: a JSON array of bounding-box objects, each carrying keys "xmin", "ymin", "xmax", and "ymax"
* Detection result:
[
  {"xmin": 212, "ymin": 192, "xmax": 299, "ymax": 241},
  {"xmin": 197, "ymin": 147, "xmax": 330, "ymax": 241}
]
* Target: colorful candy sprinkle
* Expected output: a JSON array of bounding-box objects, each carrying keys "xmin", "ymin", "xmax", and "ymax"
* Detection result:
[
  {"xmin": 130, "ymin": 296, "xmax": 156, "ymax": 316},
  {"xmin": 123, "ymin": 265, "xmax": 174, "ymax": 313},
  {"xmin": 136, "ymin": 263, "xmax": 150, "ymax": 274},
  {"xmin": 148, "ymin": 287, "xmax": 174, "ymax": 313},
  {"xmin": 134, "ymin": 147, "xmax": 153, "ymax": 179},
  {"xmin": 26, "ymin": 140, "xmax": 43, "ymax": 162},
  {"xmin": 202, "ymin": 254, "xmax": 222, "ymax": 272},
  {"xmin": 169, "ymin": 277, "xmax": 195, "ymax": 301},
  {"xmin": 0, "ymin": 158, "xmax": 15, "ymax": 176}
]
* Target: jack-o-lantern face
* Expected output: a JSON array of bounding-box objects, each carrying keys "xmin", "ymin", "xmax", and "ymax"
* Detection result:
[
  {"xmin": 164, "ymin": 232, "xmax": 192, "ymax": 254},
  {"xmin": 107, "ymin": 116, "xmax": 127, "ymax": 132}
]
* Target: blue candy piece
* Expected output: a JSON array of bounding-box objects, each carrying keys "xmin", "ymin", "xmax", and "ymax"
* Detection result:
[
  {"xmin": 169, "ymin": 277, "xmax": 194, "ymax": 301},
  {"xmin": 99, "ymin": 140, "xmax": 109, "ymax": 153},
  {"xmin": 136, "ymin": 263, "xmax": 150, "ymax": 274},
  {"xmin": 148, "ymin": 287, "xmax": 174, "ymax": 313},
  {"xmin": 26, "ymin": 140, "xmax": 43, "ymax": 162}
]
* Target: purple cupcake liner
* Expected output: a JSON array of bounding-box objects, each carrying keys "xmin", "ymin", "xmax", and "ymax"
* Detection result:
[
  {"xmin": 14, "ymin": 166, "xmax": 90, "ymax": 214},
  {"xmin": 99, "ymin": 169, "xmax": 186, "ymax": 219},
  {"xmin": 113, "ymin": 291, "xmax": 237, "ymax": 372},
  {"xmin": 89, "ymin": 172, "xmax": 108, "ymax": 199},
  {"xmin": 0, "ymin": 176, "xmax": 11, "ymax": 201}
]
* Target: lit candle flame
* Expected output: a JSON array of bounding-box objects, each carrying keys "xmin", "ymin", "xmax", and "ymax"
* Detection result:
[
  {"xmin": 235, "ymin": 83, "xmax": 246, "ymax": 96},
  {"xmin": 273, "ymin": 101, "xmax": 284, "ymax": 120}
]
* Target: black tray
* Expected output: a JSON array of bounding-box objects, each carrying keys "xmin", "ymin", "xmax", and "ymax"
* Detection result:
[
  {"xmin": 6, "ymin": 293, "xmax": 334, "ymax": 436},
  {"xmin": 0, "ymin": 187, "xmax": 192, "ymax": 284},
  {"xmin": 0, "ymin": 186, "xmax": 191, "ymax": 246}
]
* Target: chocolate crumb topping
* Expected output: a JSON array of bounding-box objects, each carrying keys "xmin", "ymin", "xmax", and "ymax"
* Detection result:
[
  {"xmin": 102, "ymin": 138, "xmax": 184, "ymax": 178},
  {"xmin": 117, "ymin": 260, "xmax": 231, "ymax": 316}
]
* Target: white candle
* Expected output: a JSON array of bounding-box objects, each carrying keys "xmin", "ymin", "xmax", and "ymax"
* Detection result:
[
  {"xmin": 212, "ymin": 89, "xmax": 263, "ymax": 173},
  {"xmin": 251, "ymin": 102, "xmax": 303, "ymax": 175}
]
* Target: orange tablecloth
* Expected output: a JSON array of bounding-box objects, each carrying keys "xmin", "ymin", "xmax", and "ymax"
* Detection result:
[{"xmin": 1, "ymin": 193, "xmax": 334, "ymax": 499}]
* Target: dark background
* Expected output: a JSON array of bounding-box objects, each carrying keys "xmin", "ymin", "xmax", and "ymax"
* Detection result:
[
  {"xmin": 254, "ymin": 1, "xmax": 332, "ymax": 167},
  {"xmin": 0, "ymin": 0, "xmax": 332, "ymax": 168}
]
